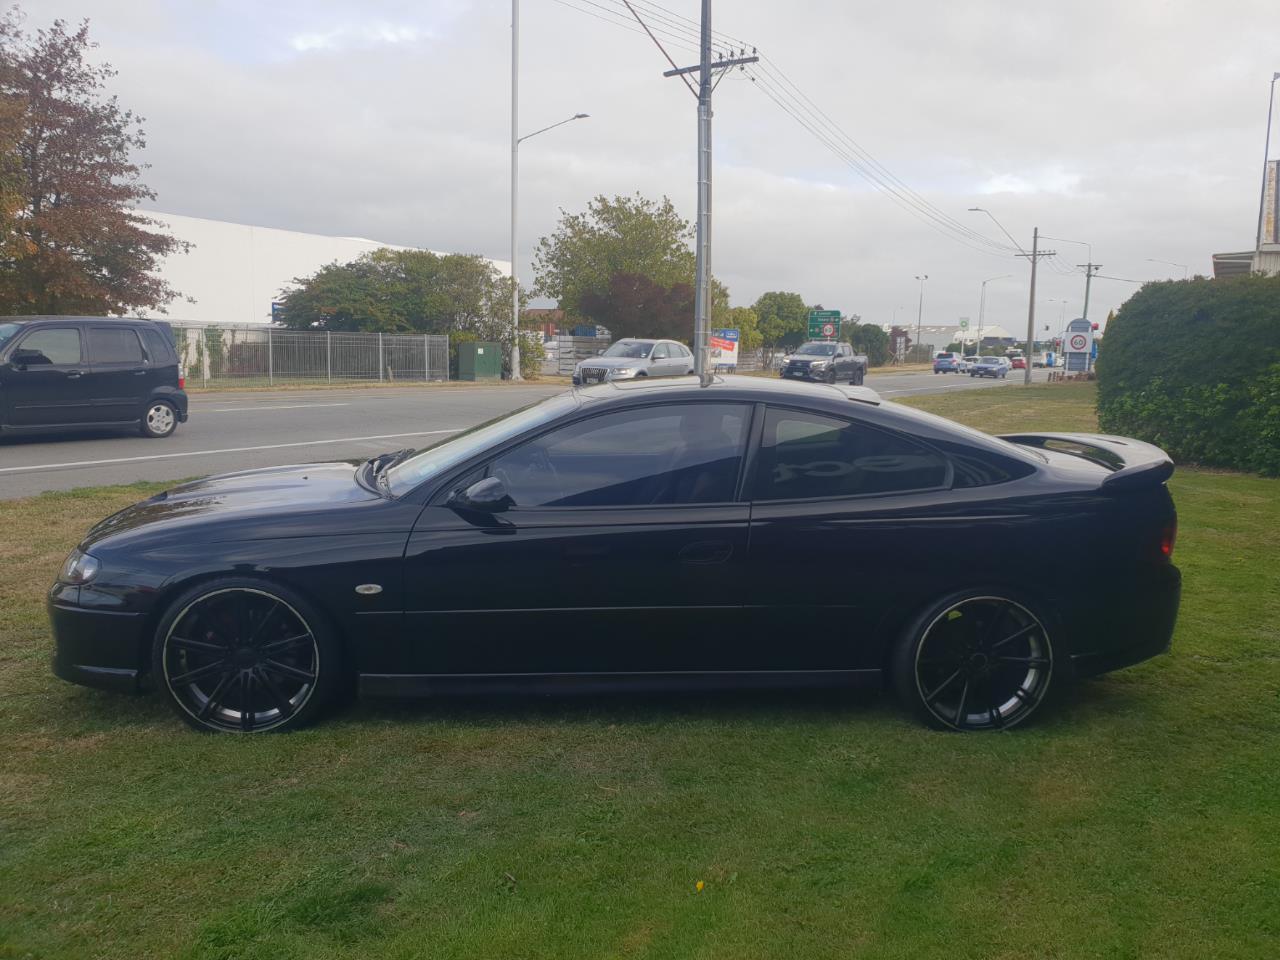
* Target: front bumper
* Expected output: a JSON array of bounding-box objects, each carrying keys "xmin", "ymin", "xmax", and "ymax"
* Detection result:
[{"xmin": 48, "ymin": 589, "xmax": 149, "ymax": 693}]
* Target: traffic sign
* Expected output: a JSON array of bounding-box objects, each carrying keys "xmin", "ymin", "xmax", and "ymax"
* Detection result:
[
  {"xmin": 808, "ymin": 309, "xmax": 841, "ymax": 339},
  {"xmin": 1068, "ymin": 333, "xmax": 1088, "ymax": 351},
  {"xmin": 958, "ymin": 318, "xmax": 969, "ymax": 331}
]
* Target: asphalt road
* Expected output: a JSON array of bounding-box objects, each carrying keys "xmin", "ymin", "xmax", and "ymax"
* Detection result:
[{"xmin": 0, "ymin": 369, "xmax": 1048, "ymax": 499}]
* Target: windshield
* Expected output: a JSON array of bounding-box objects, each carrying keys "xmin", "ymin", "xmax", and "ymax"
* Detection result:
[
  {"xmin": 796, "ymin": 343, "xmax": 837, "ymax": 356},
  {"xmin": 602, "ymin": 340, "xmax": 652, "ymax": 359},
  {"xmin": 980, "ymin": 357, "xmax": 998, "ymax": 363},
  {"xmin": 0, "ymin": 321, "xmax": 25, "ymax": 351},
  {"xmin": 384, "ymin": 393, "xmax": 578, "ymax": 496}
]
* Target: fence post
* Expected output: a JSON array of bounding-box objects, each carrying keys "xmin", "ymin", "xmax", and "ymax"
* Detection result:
[
  {"xmin": 327, "ymin": 330, "xmax": 332, "ymax": 383},
  {"xmin": 423, "ymin": 335, "xmax": 429, "ymax": 382},
  {"xmin": 378, "ymin": 332, "xmax": 384, "ymax": 381},
  {"xmin": 268, "ymin": 328, "xmax": 274, "ymax": 386},
  {"xmin": 201, "ymin": 328, "xmax": 208, "ymax": 387}
]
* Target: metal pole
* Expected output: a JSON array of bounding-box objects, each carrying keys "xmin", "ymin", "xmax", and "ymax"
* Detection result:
[
  {"xmin": 1024, "ymin": 227, "xmax": 1038, "ymax": 386},
  {"xmin": 423, "ymin": 334, "xmax": 429, "ymax": 381},
  {"xmin": 327, "ymin": 330, "xmax": 332, "ymax": 383},
  {"xmin": 268, "ymin": 328, "xmax": 273, "ymax": 385},
  {"xmin": 378, "ymin": 332, "xmax": 384, "ymax": 381},
  {"xmin": 692, "ymin": 0, "xmax": 712, "ymax": 377},
  {"xmin": 509, "ymin": 0, "xmax": 522, "ymax": 381},
  {"xmin": 977, "ymin": 282, "xmax": 986, "ymax": 355},
  {"xmin": 914, "ymin": 275, "xmax": 927, "ymax": 363},
  {"xmin": 1257, "ymin": 74, "xmax": 1279, "ymax": 251}
]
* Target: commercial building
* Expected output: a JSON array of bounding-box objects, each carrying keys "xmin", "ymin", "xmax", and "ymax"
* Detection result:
[
  {"xmin": 1212, "ymin": 159, "xmax": 1280, "ymax": 279},
  {"xmin": 146, "ymin": 211, "xmax": 511, "ymax": 325}
]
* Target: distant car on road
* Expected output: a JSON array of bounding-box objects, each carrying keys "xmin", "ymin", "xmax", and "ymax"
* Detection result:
[
  {"xmin": 1033, "ymin": 353, "xmax": 1050, "ymax": 368},
  {"xmin": 1011, "ymin": 356, "xmax": 1027, "ymax": 370},
  {"xmin": 0, "ymin": 316, "xmax": 188, "ymax": 439},
  {"xmin": 780, "ymin": 341, "xmax": 867, "ymax": 384},
  {"xmin": 932, "ymin": 352, "xmax": 963, "ymax": 374},
  {"xmin": 573, "ymin": 338, "xmax": 693, "ymax": 385},
  {"xmin": 970, "ymin": 356, "xmax": 1008, "ymax": 379},
  {"xmin": 49, "ymin": 374, "xmax": 1180, "ymax": 734}
]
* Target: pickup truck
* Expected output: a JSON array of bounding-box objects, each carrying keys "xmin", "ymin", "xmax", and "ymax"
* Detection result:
[{"xmin": 780, "ymin": 341, "xmax": 868, "ymax": 385}]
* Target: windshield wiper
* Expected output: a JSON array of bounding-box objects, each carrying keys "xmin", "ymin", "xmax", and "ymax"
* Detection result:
[{"xmin": 358, "ymin": 448, "xmax": 415, "ymax": 496}]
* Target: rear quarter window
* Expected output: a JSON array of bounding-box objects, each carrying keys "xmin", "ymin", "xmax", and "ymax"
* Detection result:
[{"xmin": 141, "ymin": 328, "xmax": 175, "ymax": 364}]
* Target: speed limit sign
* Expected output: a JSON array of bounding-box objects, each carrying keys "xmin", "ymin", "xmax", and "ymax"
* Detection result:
[
  {"xmin": 821, "ymin": 322, "xmax": 836, "ymax": 338},
  {"xmin": 1068, "ymin": 333, "xmax": 1088, "ymax": 351}
]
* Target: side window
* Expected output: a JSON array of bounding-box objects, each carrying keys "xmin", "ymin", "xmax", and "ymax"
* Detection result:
[
  {"xmin": 753, "ymin": 408, "xmax": 948, "ymax": 501},
  {"xmin": 651, "ymin": 343, "xmax": 669, "ymax": 360},
  {"xmin": 141, "ymin": 328, "xmax": 173, "ymax": 364},
  {"xmin": 488, "ymin": 403, "xmax": 750, "ymax": 507},
  {"xmin": 16, "ymin": 328, "xmax": 82, "ymax": 365},
  {"xmin": 88, "ymin": 327, "xmax": 144, "ymax": 365}
]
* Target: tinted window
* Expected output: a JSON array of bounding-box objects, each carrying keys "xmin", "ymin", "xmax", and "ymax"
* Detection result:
[
  {"xmin": 17, "ymin": 328, "xmax": 82, "ymax": 365},
  {"xmin": 88, "ymin": 327, "xmax": 144, "ymax": 364},
  {"xmin": 753, "ymin": 408, "xmax": 948, "ymax": 500},
  {"xmin": 0, "ymin": 322, "xmax": 24, "ymax": 351},
  {"xmin": 489, "ymin": 403, "xmax": 749, "ymax": 507},
  {"xmin": 651, "ymin": 343, "xmax": 669, "ymax": 359},
  {"xmin": 141, "ymin": 328, "xmax": 174, "ymax": 364}
]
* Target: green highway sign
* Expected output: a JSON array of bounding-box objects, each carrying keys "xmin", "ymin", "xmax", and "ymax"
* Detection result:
[{"xmin": 807, "ymin": 309, "xmax": 841, "ymax": 339}]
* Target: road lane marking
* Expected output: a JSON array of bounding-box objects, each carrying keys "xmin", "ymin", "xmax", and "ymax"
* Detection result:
[
  {"xmin": 204, "ymin": 403, "xmax": 350, "ymax": 413},
  {"xmin": 0, "ymin": 430, "xmax": 461, "ymax": 475}
]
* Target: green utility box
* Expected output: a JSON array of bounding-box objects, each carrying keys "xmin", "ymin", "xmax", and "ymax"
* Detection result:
[{"xmin": 457, "ymin": 341, "xmax": 502, "ymax": 381}]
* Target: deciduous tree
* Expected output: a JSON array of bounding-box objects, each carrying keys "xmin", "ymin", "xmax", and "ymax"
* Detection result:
[{"xmin": 0, "ymin": 14, "xmax": 185, "ymax": 315}]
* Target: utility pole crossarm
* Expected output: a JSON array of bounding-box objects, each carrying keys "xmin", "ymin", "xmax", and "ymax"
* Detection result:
[{"xmin": 664, "ymin": 55, "xmax": 759, "ymax": 77}]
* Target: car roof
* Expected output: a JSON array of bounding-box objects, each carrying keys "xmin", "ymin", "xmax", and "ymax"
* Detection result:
[
  {"xmin": 2, "ymin": 315, "xmax": 167, "ymax": 326},
  {"xmin": 575, "ymin": 373, "xmax": 880, "ymax": 406}
]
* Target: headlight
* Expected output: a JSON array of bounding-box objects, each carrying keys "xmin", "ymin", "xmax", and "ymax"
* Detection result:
[
  {"xmin": 608, "ymin": 367, "xmax": 638, "ymax": 379},
  {"xmin": 59, "ymin": 549, "xmax": 100, "ymax": 585},
  {"xmin": 809, "ymin": 360, "xmax": 827, "ymax": 369}
]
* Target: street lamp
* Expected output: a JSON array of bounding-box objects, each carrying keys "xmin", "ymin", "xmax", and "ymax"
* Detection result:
[
  {"xmin": 510, "ymin": 1, "xmax": 588, "ymax": 380},
  {"xmin": 1042, "ymin": 234, "xmax": 1098, "ymax": 321},
  {"xmin": 1145, "ymin": 258, "xmax": 1189, "ymax": 280},
  {"xmin": 1257, "ymin": 71, "xmax": 1280, "ymax": 251},
  {"xmin": 913, "ymin": 275, "xmax": 928, "ymax": 364},
  {"xmin": 968, "ymin": 207, "xmax": 1025, "ymax": 252},
  {"xmin": 970, "ymin": 207, "xmax": 1040, "ymax": 385},
  {"xmin": 977, "ymin": 274, "xmax": 1011, "ymax": 356}
]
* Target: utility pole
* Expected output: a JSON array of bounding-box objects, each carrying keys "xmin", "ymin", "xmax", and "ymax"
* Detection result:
[
  {"xmin": 644, "ymin": 1, "xmax": 756, "ymax": 377},
  {"xmin": 914, "ymin": 275, "xmax": 928, "ymax": 363},
  {"xmin": 1079, "ymin": 263, "xmax": 1102, "ymax": 321},
  {"xmin": 510, "ymin": 0, "xmax": 521, "ymax": 380},
  {"xmin": 1014, "ymin": 228, "xmax": 1055, "ymax": 386}
]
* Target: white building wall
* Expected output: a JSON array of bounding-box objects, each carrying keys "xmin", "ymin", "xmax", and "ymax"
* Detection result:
[{"xmin": 147, "ymin": 211, "xmax": 511, "ymax": 325}]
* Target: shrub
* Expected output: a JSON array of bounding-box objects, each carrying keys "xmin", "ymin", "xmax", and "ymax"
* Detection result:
[{"xmin": 1096, "ymin": 274, "xmax": 1280, "ymax": 476}]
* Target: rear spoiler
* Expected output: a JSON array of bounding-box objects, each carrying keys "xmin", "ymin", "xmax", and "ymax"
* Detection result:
[{"xmin": 997, "ymin": 432, "xmax": 1174, "ymax": 491}]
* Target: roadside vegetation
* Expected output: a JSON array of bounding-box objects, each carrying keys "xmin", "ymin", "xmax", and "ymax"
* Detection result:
[{"xmin": 1, "ymin": 382, "xmax": 1276, "ymax": 959}]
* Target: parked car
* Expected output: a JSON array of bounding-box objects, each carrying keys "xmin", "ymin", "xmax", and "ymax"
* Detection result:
[
  {"xmin": 969, "ymin": 356, "xmax": 1008, "ymax": 379},
  {"xmin": 1011, "ymin": 356, "xmax": 1027, "ymax": 370},
  {"xmin": 955, "ymin": 356, "xmax": 973, "ymax": 373},
  {"xmin": 932, "ymin": 352, "xmax": 963, "ymax": 374},
  {"xmin": 780, "ymin": 341, "xmax": 867, "ymax": 384},
  {"xmin": 50, "ymin": 375, "xmax": 1180, "ymax": 734},
  {"xmin": 0, "ymin": 316, "xmax": 188, "ymax": 438},
  {"xmin": 572, "ymin": 338, "xmax": 693, "ymax": 384}
]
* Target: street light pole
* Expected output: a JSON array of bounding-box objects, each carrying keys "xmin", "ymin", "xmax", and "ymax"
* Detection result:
[
  {"xmin": 510, "ymin": 0, "xmax": 588, "ymax": 380},
  {"xmin": 977, "ymin": 274, "xmax": 1011, "ymax": 356},
  {"xmin": 1257, "ymin": 72, "xmax": 1280, "ymax": 251},
  {"xmin": 914, "ymin": 275, "xmax": 928, "ymax": 364}
]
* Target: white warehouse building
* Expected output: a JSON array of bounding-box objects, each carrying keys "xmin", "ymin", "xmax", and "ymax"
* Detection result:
[{"xmin": 147, "ymin": 211, "xmax": 511, "ymax": 325}]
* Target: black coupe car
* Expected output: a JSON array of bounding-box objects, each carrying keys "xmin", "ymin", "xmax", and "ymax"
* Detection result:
[{"xmin": 49, "ymin": 376, "xmax": 1180, "ymax": 734}]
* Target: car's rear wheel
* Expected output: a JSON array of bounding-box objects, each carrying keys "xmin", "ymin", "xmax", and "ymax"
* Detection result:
[
  {"xmin": 151, "ymin": 578, "xmax": 342, "ymax": 733},
  {"xmin": 893, "ymin": 593, "xmax": 1058, "ymax": 731},
  {"xmin": 140, "ymin": 400, "xmax": 177, "ymax": 438}
]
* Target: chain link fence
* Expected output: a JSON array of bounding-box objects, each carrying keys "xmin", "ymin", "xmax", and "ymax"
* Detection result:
[{"xmin": 169, "ymin": 323, "xmax": 449, "ymax": 387}]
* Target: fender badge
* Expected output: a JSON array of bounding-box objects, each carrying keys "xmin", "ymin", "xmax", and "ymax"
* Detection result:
[{"xmin": 355, "ymin": 584, "xmax": 383, "ymax": 596}]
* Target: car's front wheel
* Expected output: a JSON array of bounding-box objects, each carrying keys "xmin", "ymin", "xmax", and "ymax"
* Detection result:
[
  {"xmin": 140, "ymin": 400, "xmax": 178, "ymax": 438},
  {"xmin": 151, "ymin": 578, "xmax": 343, "ymax": 733},
  {"xmin": 892, "ymin": 592, "xmax": 1059, "ymax": 731}
]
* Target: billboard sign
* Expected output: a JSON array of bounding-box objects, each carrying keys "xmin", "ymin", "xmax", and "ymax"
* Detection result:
[
  {"xmin": 1265, "ymin": 159, "xmax": 1279, "ymax": 246},
  {"xmin": 709, "ymin": 328, "xmax": 740, "ymax": 368}
]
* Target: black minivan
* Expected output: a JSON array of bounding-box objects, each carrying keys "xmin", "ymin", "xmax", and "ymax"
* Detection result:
[{"xmin": 0, "ymin": 316, "xmax": 188, "ymax": 438}]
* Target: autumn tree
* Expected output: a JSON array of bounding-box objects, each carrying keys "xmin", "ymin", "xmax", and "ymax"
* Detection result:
[{"xmin": 0, "ymin": 14, "xmax": 185, "ymax": 315}]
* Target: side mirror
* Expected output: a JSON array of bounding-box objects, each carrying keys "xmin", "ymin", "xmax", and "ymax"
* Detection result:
[
  {"xmin": 596, "ymin": 348, "xmax": 605, "ymax": 356},
  {"xmin": 448, "ymin": 476, "xmax": 512, "ymax": 513},
  {"xmin": 10, "ymin": 348, "xmax": 50, "ymax": 368}
]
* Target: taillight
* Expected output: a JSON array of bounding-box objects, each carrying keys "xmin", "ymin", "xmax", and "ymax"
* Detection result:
[
  {"xmin": 1160, "ymin": 519, "xmax": 1177, "ymax": 558},
  {"xmin": 178, "ymin": 368, "xmax": 186, "ymax": 390}
]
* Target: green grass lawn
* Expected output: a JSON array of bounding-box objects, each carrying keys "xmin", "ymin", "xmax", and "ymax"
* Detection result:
[{"xmin": 2, "ymin": 382, "xmax": 1277, "ymax": 959}]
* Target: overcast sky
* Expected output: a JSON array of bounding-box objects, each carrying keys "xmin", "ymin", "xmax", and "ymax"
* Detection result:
[{"xmin": 26, "ymin": 0, "xmax": 1280, "ymax": 332}]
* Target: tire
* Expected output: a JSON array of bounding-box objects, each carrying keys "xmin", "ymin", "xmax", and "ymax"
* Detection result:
[
  {"xmin": 852, "ymin": 368, "xmax": 865, "ymax": 386},
  {"xmin": 151, "ymin": 577, "xmax": 344, "ymax": 733},
  {"xmin": 826, "ymin": 368, "xmax": 837, "ymax": 385},
  {"xmin": 140, "ymin": 400, "xmax": 178, "ymax": 438},
  {"xmin": 891, "ymin": 591, "xmax": 1061, "ymax": 732}
]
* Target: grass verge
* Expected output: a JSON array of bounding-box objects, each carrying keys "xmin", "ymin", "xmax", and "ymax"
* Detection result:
[{"xmin": 0, "ymin": 382, "xmax": 1276, "ymax": 958}]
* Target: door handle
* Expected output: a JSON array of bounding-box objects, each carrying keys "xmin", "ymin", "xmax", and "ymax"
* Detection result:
[
  {"xmin": 133, "ymin": 370, "xmax": 147, "ymax": 376},
  {"xmin": 678, "ymin": 540, "xmax": 733, "ymax": 564},
  {"xmin": 66, "ymin": 370, "xmax": 83, "ymax": 379}
]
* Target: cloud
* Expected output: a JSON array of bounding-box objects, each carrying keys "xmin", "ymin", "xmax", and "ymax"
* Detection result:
[
  {"xmin": 978, "ymin": 167, "xmax": 1083, "ymax": 196},
  {"xmin": 288, "ymin": 21, "xmax": 428, "ymax": 53}
]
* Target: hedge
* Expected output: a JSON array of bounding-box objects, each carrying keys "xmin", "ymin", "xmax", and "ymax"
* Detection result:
[{"xmin": 1096, "ymin": 273, "xmax": 1280, "ymax": 476}]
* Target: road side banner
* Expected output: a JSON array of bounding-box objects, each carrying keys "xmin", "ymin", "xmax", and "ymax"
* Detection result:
[{"xmin": 710, "ymin": 328, "xmax": 739, "ymax": 367}]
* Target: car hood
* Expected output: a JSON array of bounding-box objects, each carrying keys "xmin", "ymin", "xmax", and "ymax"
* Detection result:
[
  {"xmin": 82, "ymin": 462, "xmax": 380, "ymax": 547},
  {"xmin": 577, "ymin": 356, "xmax": 647, "ymax": 370}
]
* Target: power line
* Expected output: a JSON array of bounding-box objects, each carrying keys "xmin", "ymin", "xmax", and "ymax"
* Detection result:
[{"xmin": 545, "ymin": 0, "xmax": 700, "ymax": 54}]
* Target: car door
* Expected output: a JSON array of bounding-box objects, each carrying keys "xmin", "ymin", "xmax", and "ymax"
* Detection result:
[
  {"xmin": 402, "ymin": 401, "xmax": 754, "ymax": 676},
  {"xmin": 834, "ymin": 344, "xmax": 851, "ymax": 379},
  {"xmin": 1, "ymin": 325, "xmax": 91, "ymax": 427},
  {"xmin": 85, "ymin": 325, "xmax": 149, "ymax": 422},
  {"xmin": 648, "ymin": 342, "xmax": 672, "ymax": 376},
  {"xmin": 744, "ymin": 405, "xmax": 953, "ymax": 671}
]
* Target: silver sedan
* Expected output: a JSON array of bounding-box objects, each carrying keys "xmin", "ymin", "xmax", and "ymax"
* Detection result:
[{"xmin": 573, "ymin": 338, "xmax": 695, "ymax": 385}]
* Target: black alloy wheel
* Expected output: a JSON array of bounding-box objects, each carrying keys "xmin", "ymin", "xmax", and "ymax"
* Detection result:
[
  {"xmin": 894, "ymin": 594, "xmax": 1057, "ymax": 731},
  {"xmin": 152, "ymin": 579, "xmax": 339, "ymax": 733}
]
